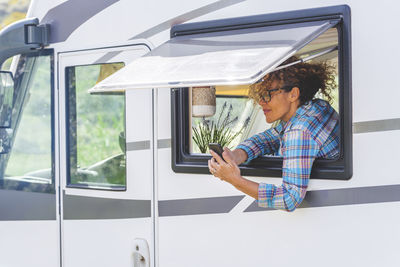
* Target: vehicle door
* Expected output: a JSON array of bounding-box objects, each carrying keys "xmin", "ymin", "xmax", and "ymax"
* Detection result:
[
  {"xmin": 58, "ymin": 42, "xmax": 154, "ymax": 267},
  {"xmin": 0, "ymin": 49, "xmax": 59, "ymax": 267}
]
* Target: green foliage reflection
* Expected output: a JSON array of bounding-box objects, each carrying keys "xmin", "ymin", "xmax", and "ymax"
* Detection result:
[{"xmin": 69, "ymin": 63, "xmax": 126, "ymax": 188}]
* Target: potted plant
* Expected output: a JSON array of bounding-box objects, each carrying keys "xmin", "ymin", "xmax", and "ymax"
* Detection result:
[{"xmin": 192, "ymin": 102, "xmax": 250, "ymax": 153}]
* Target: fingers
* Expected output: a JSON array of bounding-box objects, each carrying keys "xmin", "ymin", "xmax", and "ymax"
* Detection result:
[
  {"xmin": 209, "ymin": 157, "xmax": 219, "ymax": 170},
  {"xmin": 208, "ymin": 159, "xmax": 224, "ymax": 181},
  {"xmin": 222, "ymin": 147, "xmax": 236, "ymax": 166},
  {"xmin": 208, "ymin": 160, "xmax": 214, "ymax": 174},
  {"xmin": 209, "ymin": 150, "xmax": 225, "ymax": 165},
  {"xmin": 208, "ymin": 159, "xmax": 218, "ymax": 175}
]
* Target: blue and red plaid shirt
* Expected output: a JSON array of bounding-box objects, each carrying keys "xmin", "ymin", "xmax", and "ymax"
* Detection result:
[{"xmin": 236, "ymin": 99, "xmax": 339, "ymax": 212}]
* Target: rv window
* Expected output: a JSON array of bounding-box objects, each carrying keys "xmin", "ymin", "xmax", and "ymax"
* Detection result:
[
  {"xmin": 172, "ymin": 8, "xmax": 351, "ymax": 180},
  {"xmin": 66, "ymin": 63, "xmax": 126, "ymax": 190},
  {"xmin": 0, "ymin": 51, "xmax": 55, "ymax": 193},
  {"xmin": 190, "ymin": 28, "xmax": 340, "ymax": 155}
]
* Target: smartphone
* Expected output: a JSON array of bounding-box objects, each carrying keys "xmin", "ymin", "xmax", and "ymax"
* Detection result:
[{"xmin": 208, "ymin": 143, "xmax": 224, "ymax": 159}]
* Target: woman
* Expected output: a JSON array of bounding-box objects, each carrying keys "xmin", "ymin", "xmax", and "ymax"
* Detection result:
[{"xmin": 208, "ymin": 57, "xmax": 339, "ymax": 212}]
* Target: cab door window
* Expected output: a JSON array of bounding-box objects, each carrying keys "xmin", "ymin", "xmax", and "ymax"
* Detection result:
[
  {"xmin": 0, "ymin": 51, "xmax": 54, "ymax": 193},
  {"xmin": 66, "ymin": 63, "xmax": 126, "ymax": 190}
]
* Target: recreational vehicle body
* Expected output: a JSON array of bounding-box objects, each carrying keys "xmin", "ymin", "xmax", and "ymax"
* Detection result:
[{"xmin": 0, "ymin": 0, "xmax": 399, "ymax": 266}]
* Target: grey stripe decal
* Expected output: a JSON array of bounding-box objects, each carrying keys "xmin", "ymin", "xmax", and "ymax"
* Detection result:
[
  {"xmin": 125, "ymin": 139, "xmax": 170, "ymax": 151},
  {"xmin": 98, "ymin": 0, "xmax": 245, "ymax": 62},
  {"xmin": 244, "ymin": 184, "xmax": 400, "ymax": 212},
  {"xmin": 158, "ymin": 138, "xmax": 171, "ymax": 149},
  {"xmin": 353, "ymin": 118, "xmax": 400, "ymax": 134},
  {"xmin": 125, "ymin": 120, "xmax": 399, "ymax": 153},
  {"xmin": 5, "ymin": 183, "xmax": 395, "ymax": 220},
  {"xmin": 40, "ymin": 0, "xmax": 120, "ymax": 43},
  {"xmin": 93, "ymin": 51, "xmax": 124, "ymax": 64},
  {"xmin": 128, "ymin": 118, "xmax": 400, "ymax": 152},
  {"xmin": 0, "ymin": 189, "xmax": 56, "ymax": 221},
  {"xmin": 63, "ymin": 193, "xmax": 151, "ymax": 220},
  {"xmin": 158, "ymin": 195, "xmax": 245, "ymax": 217},
  {"xmin": 126, "ymin": 140, "xmax": 150, "ymax": 151}
]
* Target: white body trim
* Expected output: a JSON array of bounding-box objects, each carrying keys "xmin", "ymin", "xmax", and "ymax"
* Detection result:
[{"xmin": 1, "ymin": 1, "xmax": 400, "ymax": 267}]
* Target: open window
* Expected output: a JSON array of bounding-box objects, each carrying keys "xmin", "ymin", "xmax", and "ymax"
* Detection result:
[{"xmin": 90, "ymin": 5, "xmax": 352, "ymax": 180}]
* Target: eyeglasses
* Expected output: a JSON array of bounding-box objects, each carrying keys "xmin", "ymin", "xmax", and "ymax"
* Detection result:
[{"xmin": 260, "ymin": 85, "xmax": 294, "ymax": 103}]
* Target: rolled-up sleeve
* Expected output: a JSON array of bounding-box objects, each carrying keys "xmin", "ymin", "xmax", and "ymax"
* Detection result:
[
  {"xmin": 257, "ymin": 129, "xmax": 320, "ymax": 212},
  {"xmin": 236, "ymin": 127, "xmax": 281, "ymax": 164}
]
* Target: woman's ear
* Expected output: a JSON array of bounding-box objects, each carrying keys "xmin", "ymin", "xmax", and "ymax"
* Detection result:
[{"xmin": 289, "ymin": 87, "xmax": 300, "ymax": 102}]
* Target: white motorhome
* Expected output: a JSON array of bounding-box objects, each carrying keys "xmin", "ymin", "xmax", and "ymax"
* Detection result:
[{"xmin": 0, "ymin": 0, "xmax": 399, "ymax": 266}]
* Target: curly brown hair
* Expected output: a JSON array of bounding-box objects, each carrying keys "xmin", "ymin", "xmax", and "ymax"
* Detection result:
[{"xmin": 249, "ymin": 56, "xmax": 337, "ymax": 106}]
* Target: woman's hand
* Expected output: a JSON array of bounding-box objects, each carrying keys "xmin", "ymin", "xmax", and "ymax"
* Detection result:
[
  {"xmin": 208, "ymin": 147, "xmax": 242, "ymax": 186},
  {"xmin": 231, "ymin": 148, "xmax": 248, "ymax": 165},
  {"xmin": 208, "ymin": 147, "xmax": 259, "ymax": 199}
]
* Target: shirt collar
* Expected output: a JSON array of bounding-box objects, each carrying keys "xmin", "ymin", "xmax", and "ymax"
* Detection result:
[{"xmin": 281, "ymin": 100, "xmax": 312, "ymax": 132}]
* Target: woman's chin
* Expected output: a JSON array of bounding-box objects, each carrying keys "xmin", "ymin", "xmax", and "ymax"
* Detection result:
[
  {"xmin": 264, "ymin": 113, "xmax": 278, "ymax": 124},
  {"xmin": 265, "ymin": 116, "xmax": 275, "ymax": 124}
]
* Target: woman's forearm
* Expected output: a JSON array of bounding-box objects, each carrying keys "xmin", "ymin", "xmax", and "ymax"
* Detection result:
[{"xmin": 231, "ymin": 176, "xmax": 259, "ymax": 200}]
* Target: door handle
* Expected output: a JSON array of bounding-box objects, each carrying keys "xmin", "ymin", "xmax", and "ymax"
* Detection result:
[{"xmin": 132, "ymin": 238, "xmax": 150, "ymax": 267}]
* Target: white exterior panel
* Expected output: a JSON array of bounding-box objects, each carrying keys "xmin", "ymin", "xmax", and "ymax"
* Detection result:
[{"xmin": 0, "ymin": 221, "xmax": 59, "ymax": 267}]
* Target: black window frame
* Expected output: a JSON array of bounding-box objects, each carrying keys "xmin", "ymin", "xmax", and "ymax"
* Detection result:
[
  {"xmin": 0, "ymin": 49, "xmax": 56, "ymax": 193},
  {"xmin": 65, "ymin": 63, "xmax": 127, "ymax": 191},
  {"xmin": 171, "ymin": 5, "xmax": 352, "ymax": 180}
]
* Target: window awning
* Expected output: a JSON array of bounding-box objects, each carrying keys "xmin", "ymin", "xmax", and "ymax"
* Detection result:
[{"xmin": 89, "ymin": 19, "xmax": 339, "ymax": 93}]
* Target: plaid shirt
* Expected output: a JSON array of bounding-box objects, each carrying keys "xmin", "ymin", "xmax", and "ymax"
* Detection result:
[{"xmin": 236, "ymin": 99, "xmax": 339, "ymax": 212}]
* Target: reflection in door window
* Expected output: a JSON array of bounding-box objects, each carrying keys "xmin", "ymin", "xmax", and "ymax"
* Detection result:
[
  {"xmin": 0, "ymin": 51, "xmax": 54, "ymax": 193},
  {"xmin": 66, "ymin": 63, "xmax": 126, "ymax": 190}
]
